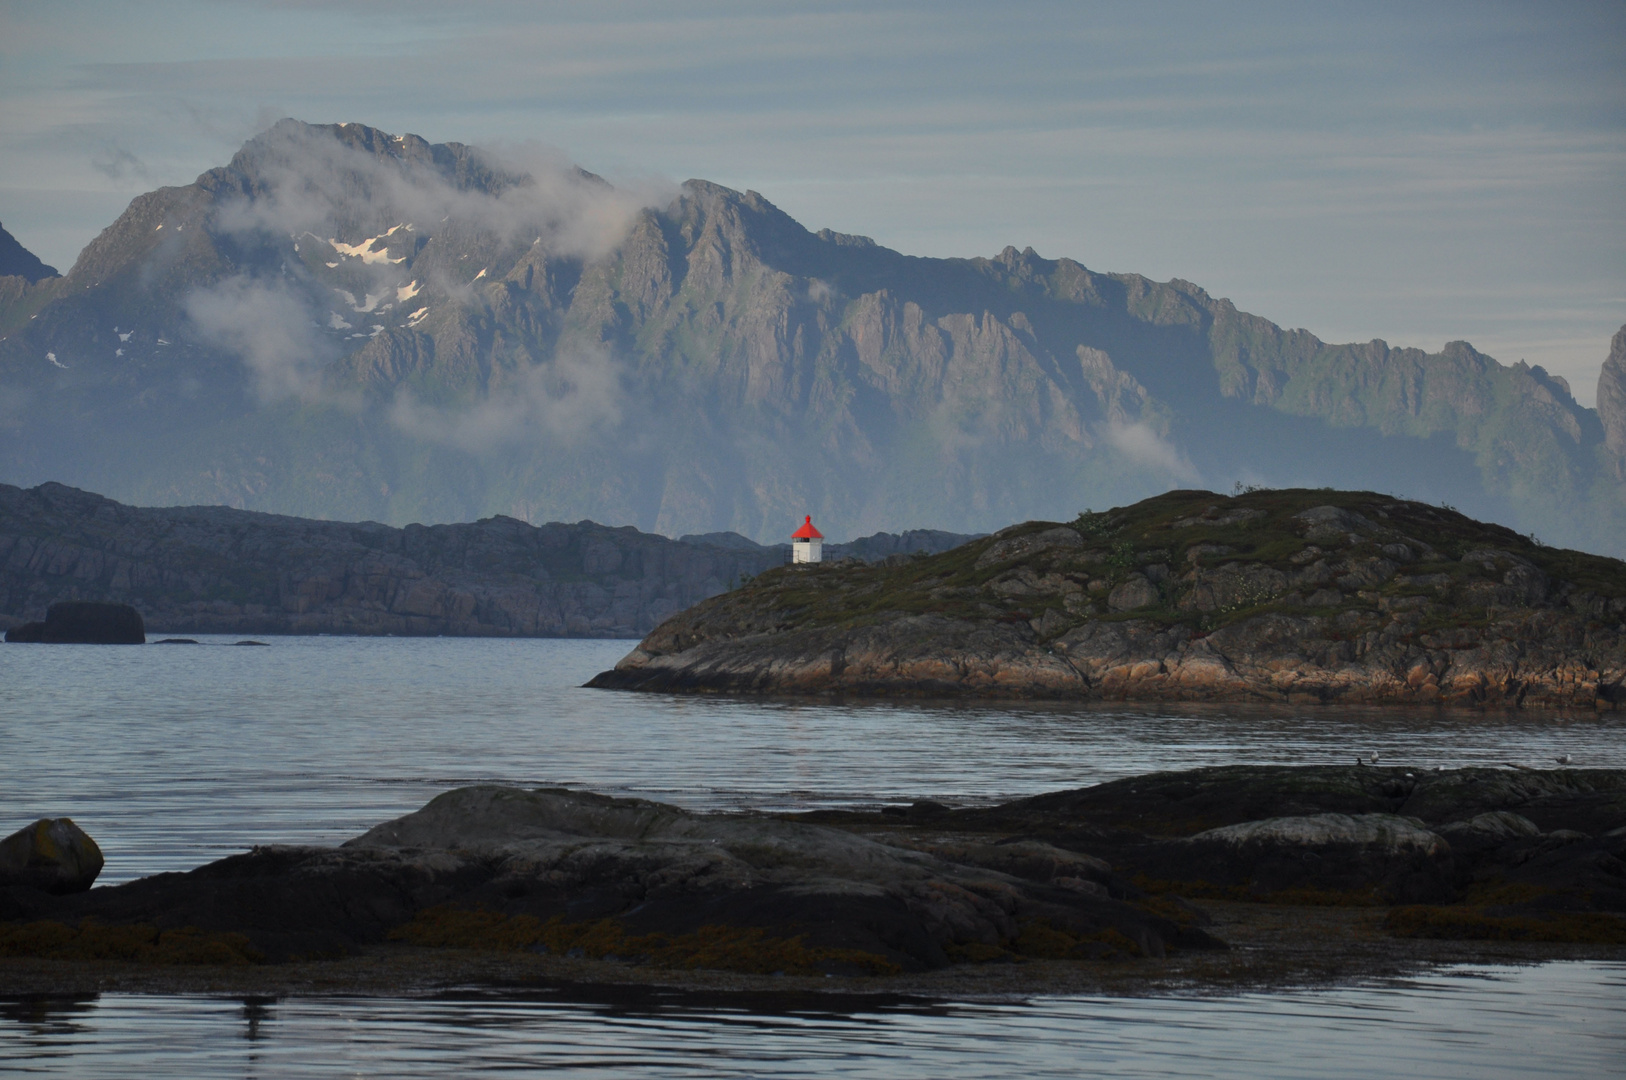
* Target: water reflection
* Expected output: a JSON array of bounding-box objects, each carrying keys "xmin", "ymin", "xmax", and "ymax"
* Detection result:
[
  {"xmin": 0, "ymin": 964, "xmax": 1620, "ymax": 1078},
  {"xmin": 0, "ymin": 995, "xmax": 101, "ymax": 1038},
  {"xmin": 240, "ymin": 997, "xmax": 276, "ymax": 1042}
]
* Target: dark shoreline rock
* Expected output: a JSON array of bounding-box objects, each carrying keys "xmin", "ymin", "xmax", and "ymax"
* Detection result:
[
  {"xmin": 802, "ymin": 765, "xmax": 1626, "ymax": 920},
  {"xmin": 2, "ymin": 766, "xmax": 1620, "ymax": 977},
  {"xmin": 589, "ymin": 489, "xmax": 1626, "ymax": 709},
  {"xmin": 0, "ymin": 786, "xmax": 1221, "ymax": 970},
  {"xmin": 4, "ymin": 601, "xmax": 143, "ymax": 644}
]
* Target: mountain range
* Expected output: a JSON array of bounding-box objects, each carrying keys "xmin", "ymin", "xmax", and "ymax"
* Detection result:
[{"xmin": 1, "ymin": 119, "xmax": 1623, "ymax": 555}]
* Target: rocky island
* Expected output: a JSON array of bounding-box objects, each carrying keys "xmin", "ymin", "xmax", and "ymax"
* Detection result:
[
  {"xmin": 1, "ymin": 765, "xmax": 1621, "ymax": 997},
  {"xmin": 590, "ymin": 488, "xmax": 1626, "ymax": 709}
]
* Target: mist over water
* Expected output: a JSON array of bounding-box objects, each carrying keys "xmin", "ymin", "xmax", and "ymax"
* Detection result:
[{"xmin": 1, "ymin": 636, "xmax": 1621, "ymax": 1076}]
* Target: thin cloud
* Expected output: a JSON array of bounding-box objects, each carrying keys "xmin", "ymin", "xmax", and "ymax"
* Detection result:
[
  {"xmin": 183, "ymin": 275, "xmax": 340, "ymax": 403},
  {"xmin": 1103, "ymin": 420, "xmax": 1201, "ymax": 484},
  {"xmin": 89, "ymin": 144, "xmax": 148, "ymax": 180},
  {"xmin": 387, "ymin": 348, "xmax": 625, "ymax": 452}
]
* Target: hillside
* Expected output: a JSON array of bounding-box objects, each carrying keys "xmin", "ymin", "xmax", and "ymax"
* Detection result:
[
  {"xmin": 0, "ymin": 482, "xmax": 974, "ymax": 637},
  {"xmin": 589, "ymin": 487, "xmax": 1626, "ymax": 708},
  {"xmin": 1, "ymin": 120, "xmax": 1623, "ymax": 552}
]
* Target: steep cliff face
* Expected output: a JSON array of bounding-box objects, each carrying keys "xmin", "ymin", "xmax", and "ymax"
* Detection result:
[
  {"xmin": 591, "ymin": 488, "xmax": 1626, "ymax": 709},
  {"xmin": 1, "ymin": 120, "xmax": 1622, "ymax": 553},
  {"xmin": 1598, "ymin": 325, "xmax": 1626, "ymax": 480}
]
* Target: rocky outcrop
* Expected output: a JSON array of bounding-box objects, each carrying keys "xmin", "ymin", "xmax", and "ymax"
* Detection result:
[
  {"xmin": 0, "ymin": 481, "xmax": 975, "ymax": 638},
  {"xmin": 0, "ymin": 818, "xmax": 103, "ymax": 893},
  {"xmin": 0, "ymin": 786, "xmax": 1220, "ymax": 968},
  {"xmin": 590, "ymin": 488, "xmax": 1626, "ymax": 708},
  {"xmin": 1155, "ymin": 814, "xmax": 1456, "ymax": 903},
  {"xmin": 4, "ymin": 600, "xmax": 144, "ymax": 643},
  {"xmin": 806, "ymin": 765, "xmax": 1626, "ymax": 919},
  {"xmin": 3, "ymin": 767, "xmax": 1620, "ymax": 974}
]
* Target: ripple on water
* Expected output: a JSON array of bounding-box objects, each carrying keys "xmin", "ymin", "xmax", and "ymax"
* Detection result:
[
  {"xmin": 0, "ymin": 964, "xmax": 1622, "ymax": 1078},
  {"xmin": 2, "ymin": 636, "xmax": 1623, "ymax": 883}
]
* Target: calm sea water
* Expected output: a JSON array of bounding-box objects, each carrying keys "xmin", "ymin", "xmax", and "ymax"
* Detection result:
[
  {"xmin": 1, "ymin": 963, "xmax": 1621, "ymax": 1079},
  {"xmin": 2, "ymin": 635, "xmax": 1623, "ymax": 1076}
]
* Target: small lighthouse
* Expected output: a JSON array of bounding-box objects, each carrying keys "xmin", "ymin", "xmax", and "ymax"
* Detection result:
[{"xmin": 791, "ymin": 515, "xmax": 824, "ymax": 563}]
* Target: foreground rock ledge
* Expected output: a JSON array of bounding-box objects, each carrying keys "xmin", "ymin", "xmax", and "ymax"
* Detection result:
[
  {"xmin": 1, "ymin": 766, "xmax": 1621, "ymax": 990},
  {"xmin": 588, "ymin": 489, "xmax": 1626, "ymax": 708}
]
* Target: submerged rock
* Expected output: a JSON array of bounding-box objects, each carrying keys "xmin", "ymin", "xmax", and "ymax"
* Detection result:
[{"xmin": 0, "ymin": 818, "xmax": 104, "ymax": 894}]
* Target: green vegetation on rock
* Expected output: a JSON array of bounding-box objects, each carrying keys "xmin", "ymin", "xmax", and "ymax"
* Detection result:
[{"xmin": 592, "ymin": 487, "xmax": 1626, "ymax": 708}]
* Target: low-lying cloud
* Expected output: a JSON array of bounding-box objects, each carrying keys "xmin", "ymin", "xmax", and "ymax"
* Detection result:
[
  {"xmin": 1103, "ymin": 419, "xmax": 1201, "ymax": 483},
  {"xmin": 213, "ymin": 119, "xmax": 667, "ymax": 265},
  {"xmin": 387, "ymin": 349, "xmax": 625, "ymax": 453},
  {"xmin": 184, "ymin": 276, "xmax": 339, "ymax": 402}
]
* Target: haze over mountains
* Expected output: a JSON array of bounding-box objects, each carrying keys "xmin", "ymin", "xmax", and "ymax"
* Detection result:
[{"xmin": 1, "ymin": 120, "xmax": 1623, "ymax": 554}]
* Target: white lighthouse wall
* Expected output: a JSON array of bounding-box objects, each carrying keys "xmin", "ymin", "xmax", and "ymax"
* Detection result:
[{"xmin": 793, "ymin": 538, "xmax": 823, "ymax": 563}]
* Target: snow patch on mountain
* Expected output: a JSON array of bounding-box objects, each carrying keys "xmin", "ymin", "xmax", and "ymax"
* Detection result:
[{"xmin": 329, "ymin": 225, "xmax": 407, "ymax": 265}]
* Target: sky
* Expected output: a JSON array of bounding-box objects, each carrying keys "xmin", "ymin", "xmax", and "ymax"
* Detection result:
[{"xmin": 2, "ymin": 0, "xmax": 1622, "ymax": 403}]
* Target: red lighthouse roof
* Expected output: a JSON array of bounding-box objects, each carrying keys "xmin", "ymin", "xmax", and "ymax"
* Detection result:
[{"xmin": 791, "ymin": 515, "xmax": 824, "ymax": 540}]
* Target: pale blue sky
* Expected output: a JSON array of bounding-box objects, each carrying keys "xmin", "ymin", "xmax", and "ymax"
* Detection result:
[{"xmin": 2, "ymin": 0, "xmax": 1622, "ymax": 402}]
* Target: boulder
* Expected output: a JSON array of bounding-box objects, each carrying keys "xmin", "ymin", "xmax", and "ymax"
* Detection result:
[
  {"xmin": 1108, "ymin": 575, "xmax": 1160, "ymax": 612},
  {"xmin": 34, "ymin": 602, "xmax": 145, "ymax": 643},
  {"xmin": 0, "ymin": 818, "xmax": 105, "ymax": 893}
]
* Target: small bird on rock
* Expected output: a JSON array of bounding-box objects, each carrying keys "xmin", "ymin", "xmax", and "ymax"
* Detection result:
[
  {"xmin": 1355, "ymin": 756, "xmax": 1365, "ymax": 766},
  {"xmin": 1555, "ymin": 754, "xmax": 1573, "ymax": 766},
  {"xmin": 1369, "ymin": 752, "xmax": 1381, "ymax": 765}
]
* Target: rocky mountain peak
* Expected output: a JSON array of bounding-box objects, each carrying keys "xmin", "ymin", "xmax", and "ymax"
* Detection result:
[{"xmin": 3, "ymin": 118, "xmax": 1626, "ymax": 555}]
